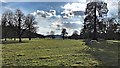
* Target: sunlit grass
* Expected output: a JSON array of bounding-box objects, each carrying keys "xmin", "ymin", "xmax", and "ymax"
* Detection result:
[{"xmin": 2, "ymin": 39, "xmax": 120, "ymax": 66}]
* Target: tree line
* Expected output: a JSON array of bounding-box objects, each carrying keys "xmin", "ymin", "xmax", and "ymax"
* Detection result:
[
  {"xmin": 1, "ymin": 9, "xmax": 38, "ymax": 42},
  {"xmin": 1, "ymin": 1, "xmax": 120, "ymax": 42}
]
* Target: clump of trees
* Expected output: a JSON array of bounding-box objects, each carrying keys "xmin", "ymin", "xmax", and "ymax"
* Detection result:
[
  {"xmin": 80, "ymin": 1, "xmax": 120, "ymax": 40},
  {"xmin": 1, "ymin": 9, "xmax": 38, "ymax": 42},
  {"xmin": 70, "ymin": 30, "xmax": 79, "ymax": 40}
]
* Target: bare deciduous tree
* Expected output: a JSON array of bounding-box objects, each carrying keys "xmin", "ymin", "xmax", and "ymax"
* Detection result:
[
  {"xmin": 1, "ymin": 10, "xmax": 14, "ymax": 41},
  {"xmin": 25, "ymin": 14, "xmax": 38, "ymax": 40}
]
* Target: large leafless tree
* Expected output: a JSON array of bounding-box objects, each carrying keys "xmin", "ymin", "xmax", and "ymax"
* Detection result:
[
  {"xmin": 1, "ymin": 10, "xmax": 14, "ymax": 41},
  {"xmin": 25, "ymin": 14, "xmax": 38, "ymax": 40}
]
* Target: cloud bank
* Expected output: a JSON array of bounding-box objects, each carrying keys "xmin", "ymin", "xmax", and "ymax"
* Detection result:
[{"xmin": 29, "ymin": 2, "xmax": 85, "ymax": 35}]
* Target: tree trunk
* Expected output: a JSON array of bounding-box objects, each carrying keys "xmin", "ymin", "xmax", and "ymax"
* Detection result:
[
  {"xmin": 29, "ymin": 29, "xmax": 31, "ymax": 40},
  {"xmin": 18, "ymin": 17, "xmax": 22, "ymax": 42},
  {"xmin": 4, "ymin": 37, "xmax": 6, "ymax": 41},
  {"xmin": 29, "ymin": 37, "xmax": 31, "ymax": 40},
  {"xmin": 93, "ymin": 2, "xmax": 97, "ymax": 40},
  {"xmin": 28, "ymin": 27, "xmax": 31, "ymax": 40},
  {"xmin": 63, "ymin": 35, "xmax": 65, "ymax": 40},
  {"xmin": 4, "ymin": 34, "xmax": 7, "ymax": 41},
  {"xmin": 19, "ymin": 35, "xmax": 22, "ymax": 42}
]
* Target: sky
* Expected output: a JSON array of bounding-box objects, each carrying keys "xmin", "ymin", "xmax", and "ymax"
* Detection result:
[{"xmin": 0, "ymin": 0, "xmax": 119, "ymax": 35}]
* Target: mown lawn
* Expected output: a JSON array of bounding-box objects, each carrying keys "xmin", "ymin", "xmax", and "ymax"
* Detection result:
[{"xmin": 1, "ymin": 39, "xmax": 120, "ymax": 66}]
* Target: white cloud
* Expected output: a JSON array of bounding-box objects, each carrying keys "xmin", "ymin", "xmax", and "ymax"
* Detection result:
[
  {"xmin": 61, "ymin": 2, "xmax": 86, "ymax": 18},
  {"xmin": 31, "ymin": 9, "xmax": 83, "ymax": 35},
  {"xmin": 106, "ymin": 0, "xmax": 119, "ymax": 17},
  {"xmin": 62, "ymin": 2, "xmax": 86, "ymax": 11},
  {"xmin": 60, "ymin": 6, "xmax": 84, "ymax": 30},
  {"xmin": 61, "ymin": 2, "xmax": 86, "ymax": 21},
  {"xmin": 31, "ymin": 10, "xmax": 58, "ymax": 18},
  {"xmin": 31, "ymin": 10, "xmax": 63, "ymax": 35}
]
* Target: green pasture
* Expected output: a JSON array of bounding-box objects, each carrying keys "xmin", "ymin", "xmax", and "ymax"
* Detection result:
[{"xmin": 1, "ymin": 39, "xmax": 120, "ymax": 66}]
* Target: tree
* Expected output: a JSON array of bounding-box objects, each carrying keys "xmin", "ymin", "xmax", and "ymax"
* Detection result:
[
  {"xmin": 83, "ymin": 1, "xmax": 108, "ymax": 40},
  {"xmin": 61, "ymin": 28, "xmax": 68, "ymax": 40},
  {"xmin": 73, "ymin": 30, "xmax": 79, "ymax": 35},
  {"xmin": 14, "ymin": 9, "xmax": 26, "ymax": 42},
  {"xmin": 25, "ymin": 14, "xmax": 38, "ymax": 40},
  {"xmin": 71, "ymin": 30, "xmax": 79, "ymax": 40},
  {"xmin": 105, "ymin": 18, "xmax": 120, "ymax": 40},
  {"xmin": 1, "ymin": 10, "xmax": 14, "ymax": 41},
  {"xmin": 1, "ymin": 12, "xmax": 7, "ymax": 41},
  {"xmin": 1, "ymin": 9, "xmax": 38, "ymax": 42}
]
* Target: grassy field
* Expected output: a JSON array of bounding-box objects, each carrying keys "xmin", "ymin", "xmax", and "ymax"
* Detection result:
[{"xmin": 1, "ymin": 39, "xmax": 120, "ymax": 66}]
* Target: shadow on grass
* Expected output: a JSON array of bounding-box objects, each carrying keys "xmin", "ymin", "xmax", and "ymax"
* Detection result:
[
  {"xmin": 82, "ymin": 40, "xmax": 120, "ymax": 66},
  {"xmin": 1, "ymin": 40, "xmax": 29, "ymax": 44}
]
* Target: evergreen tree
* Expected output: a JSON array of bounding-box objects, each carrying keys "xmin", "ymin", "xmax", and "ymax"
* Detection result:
[{"xmin": 83, "ymin": 1, "xmax": 108, "ymax": 40}]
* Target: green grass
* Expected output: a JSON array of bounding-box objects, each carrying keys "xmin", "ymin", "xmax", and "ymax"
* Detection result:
[{"xmin": 2, "ymin": 39, "xmax": 120, "ymax": 66}]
